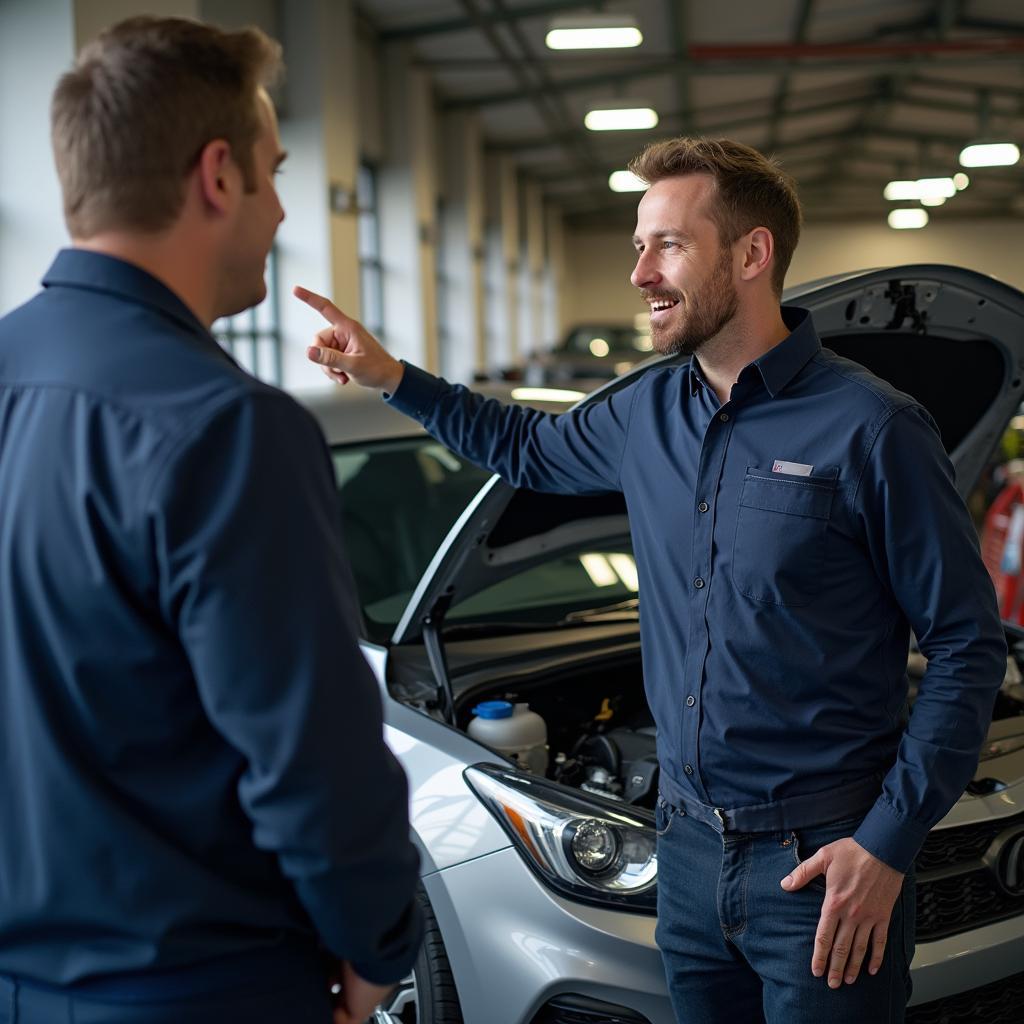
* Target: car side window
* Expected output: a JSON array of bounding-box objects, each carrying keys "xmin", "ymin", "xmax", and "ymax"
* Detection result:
[{"xmin": 332, "ymin": 440, "xmax": 492, "ymax": 640}]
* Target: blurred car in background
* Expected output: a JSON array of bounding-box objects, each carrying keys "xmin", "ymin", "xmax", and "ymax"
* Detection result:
[{"xmin": 521, "ymin": 319, "xmax": 654, "ymax": 387}]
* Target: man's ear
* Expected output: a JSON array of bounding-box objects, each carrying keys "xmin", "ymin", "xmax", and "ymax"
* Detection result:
[
  {"xmin": 195, "ymin": 139, "xmax": 234, "ymax": 215},
  {"xmin": 738, "ymin": 226, "xmax": 775, "ymax": 284}
]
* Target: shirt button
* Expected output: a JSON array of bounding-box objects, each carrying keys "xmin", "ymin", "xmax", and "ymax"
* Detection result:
[
  {"xmin": 684, "ymin": 764, "xmax": 694, "ymax": 776},
  {"xmin": 697, "ymin": 501, "xmax": 709, "ymax": 513},
  {"xmin": 693, "ymin": 577, "xmax": 705, "ymax": 589},
  {"xmin": 686, "ymin": 695, "xmax": 696, "ymax": 707},
  {"xmin": 719, "ymin": 412, "xmax": 730, "ymax": 422}
]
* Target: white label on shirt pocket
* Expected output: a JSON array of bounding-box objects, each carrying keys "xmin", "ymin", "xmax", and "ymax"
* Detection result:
[{"xmin": 772, "ymin": 460, "xmax": 813, "ymax": 476}]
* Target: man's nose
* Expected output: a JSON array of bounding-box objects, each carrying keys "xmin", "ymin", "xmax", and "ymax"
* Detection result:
[{"xmin": 630, "ymin": 251, "xmax": 659, "ymax": 289}]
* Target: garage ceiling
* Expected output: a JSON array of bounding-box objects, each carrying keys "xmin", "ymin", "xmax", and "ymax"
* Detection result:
[{"xmin": 357, "ymin": 0, "xmax": 1024, "ymax": 228}]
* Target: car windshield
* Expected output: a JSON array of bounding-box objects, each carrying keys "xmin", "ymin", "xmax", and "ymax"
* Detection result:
[{"xmin": 332, "ymin": 437, "xmax": 637, "ymax": 642}]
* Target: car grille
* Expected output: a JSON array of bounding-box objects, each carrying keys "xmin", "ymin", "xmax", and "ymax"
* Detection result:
[
  {"xmin": 915, "ymin": 809, "xmax": 1024, "ymax": 941},
  {"xmin": 906, "ymin": 968, "xmax": 1024, "ymax": 1024},
  {"xmin": 916, "ymin": 811, "xmax": 1024, "ymax": 872},
  {"xmin": 529, "ymin": 994, "xmax": 651, "ymax": 1024}
]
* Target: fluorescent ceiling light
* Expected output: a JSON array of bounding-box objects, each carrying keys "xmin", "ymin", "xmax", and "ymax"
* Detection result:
[
  {"xmin": 883, "ymin": 180, "xmax": 919, "ymax": 201},
  {"xmin": 959, "ymin": 142, "xmax": 1020, "ymax": 168},
  {"xmin": 883, "ymin": 177, "xmax": 955, "ymax": 201},
  {"xmin": 888, "ymin": 209, "xmax": 929, "ymax": 230},
  {"xmin": 584, "ymin": 107, "xmax": 659, "ymax": 131},
  {"xmin": 589, "ymin": 338, "xmax": 610, "ymax": 357},
  {"xmin": 608, "ymin": 553, "xmax": 640, "ymax": 592},
  {"xmin": 580, "ymin": 553, "xmax": 619, "ymax": 588},
  {"xmin": 546, "ymin": 14, "xmax": 642, "ymax": 50},
  {"xmin": 510, "ymin": 386, "xmax": 585, "ymax": 403},
  {"xmin": 920, "ymin": 196, "xmax": 946, "ymax": 207},
  {"xmin": 608, "ymin": 170, "xmax": 648, "ymax": 192},
  {"xmin": 916, "ymin": 177, "xmax": 956, "ymax": 199},
  {"xmin": 953, "ymin": 172, "xmax": 970, "ymax": 190}
]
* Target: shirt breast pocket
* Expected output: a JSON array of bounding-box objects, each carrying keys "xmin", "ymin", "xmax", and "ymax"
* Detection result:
[{"xmin": 732, "ymin": 466, "xmax": 839, "ymax": 607}]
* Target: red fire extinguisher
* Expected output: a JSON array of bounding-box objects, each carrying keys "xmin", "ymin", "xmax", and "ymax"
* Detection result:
[{"xmin": 982, "ymin": 479, "xmax": 1024, "ymax": 624}]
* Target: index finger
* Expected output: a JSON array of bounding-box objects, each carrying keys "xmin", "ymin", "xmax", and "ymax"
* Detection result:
[{"xmin": 292, "ymin": 285, "xmax": 350, "ymax": 327}]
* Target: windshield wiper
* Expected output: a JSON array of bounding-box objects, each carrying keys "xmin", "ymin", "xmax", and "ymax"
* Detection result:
[
  {"xmin": 441, "ymin": 620, "xmax": 580, "ymax": 638},
  {"xmin": 560, "ymin": 598, "xmax": 639, "ymax": 623},
  {"xmin": 440, "ymin": 609, "xmax": 639, "ymax": 639}
]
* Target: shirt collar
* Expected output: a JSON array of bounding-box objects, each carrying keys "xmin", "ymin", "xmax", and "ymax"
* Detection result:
[
  {"xmin": 748, "ymin": 306, "xmax": 821, "ymax": 398},
  {"xmin": 686, "ymin": 306, "xmax": 819, "ymax": 399},
  {"xmin": 42, "ymin": 248, "xmax": 224, "ymax": 351},
  {"xmin": 688, "ymin": 358, "xmax": 709, "ymax": 396}
]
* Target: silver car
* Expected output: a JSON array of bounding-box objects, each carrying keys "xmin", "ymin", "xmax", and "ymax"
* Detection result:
[{"xmin": 305, "ymin": 266, "xmax": 1024, "ymax": 1024}]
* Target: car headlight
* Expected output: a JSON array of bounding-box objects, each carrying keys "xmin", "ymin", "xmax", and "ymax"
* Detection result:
[{"xmin": 463, "ymin": 763, "xmax": 657, "ymax": 913}]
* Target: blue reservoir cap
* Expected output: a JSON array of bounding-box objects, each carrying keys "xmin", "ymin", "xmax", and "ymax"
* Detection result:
[{"xmin": 473, "ymin": 700, "xmax": 514, "ymax": 720}]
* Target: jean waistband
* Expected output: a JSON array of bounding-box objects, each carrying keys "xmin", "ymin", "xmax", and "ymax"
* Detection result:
[{"xmin": 659, "ymin": 772, "xmax": 884, "ymax": 834}]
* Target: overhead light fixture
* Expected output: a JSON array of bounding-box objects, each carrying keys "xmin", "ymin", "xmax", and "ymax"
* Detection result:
[
  {"xmin": 608, "ymin": 170, "xmax": 648, "ymax": 193},
  {"xmin": 607, "ymin": 553, "xmax": 639, "ymax": 592},
  {"xmin": 916, "ymin": 177, "xmax": 956, "ymax": 199},
  {"xmin": 883, "ymin": 180, "xmax": 920, "ymax": 201},
  {"xmin": 920, "ymin": 196, "xmax": 946, "ymax": 207},
  {"xmin": 959, "ymin": 142, "xmax": 1020, "ymax": 168},
  {"xmin": 584, "ymin": 106, "xmax": 659, "ymax": 131},
  {"xmin": 883, "ymin": 177, "xmax": 955, "ymax": 201},
  {"xmin": 953, "ymin": 172, "xmax": 970, "ymax": 190},
  {"xmin": 580, "ymin": 553, "xmax": 619, "ymax": 588},
  {"xmin": 888, "ymin": 209, "xmax": 929, "ymax": 230},
  {"xmin": 546, "ymin": 14, "xmax": 643, "ymax": 50}
]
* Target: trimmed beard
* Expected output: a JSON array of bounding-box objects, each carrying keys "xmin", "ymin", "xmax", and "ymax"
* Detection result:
[{"xmin": 650, "ymin": 246, "xmax": 739, "ymax": 357}]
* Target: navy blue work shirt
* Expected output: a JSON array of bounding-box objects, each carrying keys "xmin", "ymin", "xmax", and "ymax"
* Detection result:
[
  {"xmin": 387, "ymin": 306, "xmax": 1006, "ymax": 873},
  {"xmin": 0, "ymin": 250, "xmax": 420, "ymax": 988}
]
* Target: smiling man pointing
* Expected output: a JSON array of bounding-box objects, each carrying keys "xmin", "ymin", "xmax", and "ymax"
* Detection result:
[{"xmin": 295, "ymin": 136, "xmax": 1005, "ymax": 1024}]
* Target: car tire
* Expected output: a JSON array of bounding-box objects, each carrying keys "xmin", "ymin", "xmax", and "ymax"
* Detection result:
[{"xmin": 378, "ymin": 887, "xmax": 464, "ymax": 1024}]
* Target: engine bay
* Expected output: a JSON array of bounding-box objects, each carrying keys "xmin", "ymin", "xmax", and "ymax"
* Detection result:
[
  {"xmin": 453, "ymin": 637, "xmax": 1024, "ymax": 809},
  {"xmin": 455, "ymin": 654, "xmax": 660, "ymax": 809}
]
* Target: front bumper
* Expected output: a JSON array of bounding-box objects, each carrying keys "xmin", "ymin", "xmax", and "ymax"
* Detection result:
[
  {"xmin": 909, "ymin": 913, "xmax": 1024, "ymax": 1005},
  {"xmin": 424, "ymin": 844, "xmax": 1024, "ymax": 1022},
  {"xmin": 423, "ymin": 846, "xmax": 672, "ymax": 1024}
]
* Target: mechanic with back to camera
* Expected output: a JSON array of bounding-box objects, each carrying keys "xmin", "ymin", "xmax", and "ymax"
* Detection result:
[
  {"xmin": 0, "ymin": 16, "xmax": 420, "ymax": 1024},
  {"xmin": 295, "ymin": 137, "xmax": 1006, "ymax": 1023}
]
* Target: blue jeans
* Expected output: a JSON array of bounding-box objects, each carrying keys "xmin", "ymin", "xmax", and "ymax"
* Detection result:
[{"xmin": 655, "ymin": 797, "xmax": 915, "ymax": 1024}]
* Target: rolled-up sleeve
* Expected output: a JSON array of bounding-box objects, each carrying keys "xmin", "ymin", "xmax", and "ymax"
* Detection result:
[
  {"xmin": 852, "ymin": 405, "xmax": 1006, "ymax": 872},
  {"xmin": 147, "ymin": 391, "xmax": 422, "ymax": 983}
]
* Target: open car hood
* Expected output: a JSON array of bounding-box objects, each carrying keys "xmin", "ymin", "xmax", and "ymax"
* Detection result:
[{"xmin": 393, "ymin": 265, "xmax": 1024, "ymax": 645}]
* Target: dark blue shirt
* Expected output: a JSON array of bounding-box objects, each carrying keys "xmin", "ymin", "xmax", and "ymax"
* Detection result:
[
  {"xmin": 388, "ymin": 307, "xmax": 1006, "ymax": 873},
  {"xmin": 0, "ymin": 250, "xmax": 420, "ymax": 988}
]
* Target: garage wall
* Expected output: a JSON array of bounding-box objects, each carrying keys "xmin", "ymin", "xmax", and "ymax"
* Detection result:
[
  {"xmin": 0, "ymin": 0, "xmax": 74, "ymax": 318},
  {"xmin": 560, "ymin": 219, "xmax": 1024, "ymax": 334}
]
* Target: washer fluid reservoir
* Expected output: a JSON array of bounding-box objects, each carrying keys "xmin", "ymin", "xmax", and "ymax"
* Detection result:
[{"xmin": 468, "ymin": 700, "xmax": 549, "ymax": 775}]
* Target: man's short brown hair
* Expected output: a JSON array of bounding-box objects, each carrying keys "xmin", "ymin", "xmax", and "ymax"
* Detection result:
[
  {"xmin": 51, "ymin": 16, "xmax": 282, "ymax": 238},
  {"xmin": 629, "ymin": 137, "xmax": 802, "ymax": 295}
]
